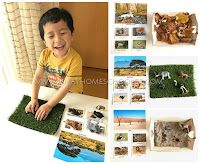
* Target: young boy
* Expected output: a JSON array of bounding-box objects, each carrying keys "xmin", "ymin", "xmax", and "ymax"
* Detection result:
[{"xmin": 25, "ymin": 8, "xmax": 83, "ymax": 121}]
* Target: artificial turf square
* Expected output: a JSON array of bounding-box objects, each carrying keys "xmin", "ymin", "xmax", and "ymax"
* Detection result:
[
  {"xmin": 9, "ymin": 95, "xmax": 65, "ymax": 135},
  {"xmin": 149, "ymin": 65, "xmax": 196, "ymax": 98}
]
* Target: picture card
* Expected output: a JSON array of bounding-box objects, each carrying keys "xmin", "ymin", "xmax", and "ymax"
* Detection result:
[{"xmin": 54, "ymin": 131, "xmax": 105, "ymax": 162}]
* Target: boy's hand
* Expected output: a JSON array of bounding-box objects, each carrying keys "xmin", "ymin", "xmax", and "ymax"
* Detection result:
[
  {"xmin": 35, "ymin": 103, "xmax": 52, "ymax": 121},
  {"xmin": 25, "ymin": 99, "xmax": 39, "ymax": 114}
]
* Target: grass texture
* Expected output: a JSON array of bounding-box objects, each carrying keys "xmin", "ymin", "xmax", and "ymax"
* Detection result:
[
  {"xmin": 9, "ymin": 95, "xmax": 65, "ymax": 135},
  {"xmin": 149, "ymin": 65, "xmax": 196, "ymax": 98}
]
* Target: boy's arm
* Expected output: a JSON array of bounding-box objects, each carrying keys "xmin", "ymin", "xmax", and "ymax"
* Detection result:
[
  {"xmin": 32, "ymin": 67, "xmax": 45, "ymax": 100},
  {"xmin": 25, "ymin": 67, "xmax": 44, "ymax": 114},
  {"xmin": 35, "ymin": 78, "xmax": 73, "ymax": 121},
  {"xmin": 47, "ymin": 78, "xmax": 73, "ymax": 107}
]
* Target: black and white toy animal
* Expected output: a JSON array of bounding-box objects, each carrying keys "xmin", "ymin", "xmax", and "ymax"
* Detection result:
[{"xmin": 174, "ymin": 80, "xmax": 189, "ymax": 94}]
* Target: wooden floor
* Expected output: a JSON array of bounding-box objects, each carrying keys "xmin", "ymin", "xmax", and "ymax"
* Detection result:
[{"xmin": 82, "ymin": 67, "xmax": 108, "ymax": 99}]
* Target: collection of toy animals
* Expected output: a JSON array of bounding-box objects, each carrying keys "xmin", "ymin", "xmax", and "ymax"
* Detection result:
[
  {"xmin": 154, "ymin": 70, "xmax": 190, "ymax": 95},
  {"xmin": 87, "ymin": 110, "xmax": 105, "ymax": 134},
  {"xmin": 154, "ymin": 12, "xmax": 198, "ymax": 44}
]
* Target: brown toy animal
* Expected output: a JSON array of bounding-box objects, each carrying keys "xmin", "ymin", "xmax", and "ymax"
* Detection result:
[{"xmin": 177, "ymin": 71, "xmax": 189, "ymax": 79}]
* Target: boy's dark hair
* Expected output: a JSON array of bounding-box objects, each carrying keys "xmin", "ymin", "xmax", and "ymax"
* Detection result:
[{"xmin": 39, "ymin": 7, "xmax": 74, "ymax": 40}]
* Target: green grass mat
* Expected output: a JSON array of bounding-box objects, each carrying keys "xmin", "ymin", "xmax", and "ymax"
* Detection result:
[
  {"xmin": 9, "ymin": 95, "xmax": 65, "ymax": 135},
  {"xmin": 149, "ymin": 65, "xmax": 196, "ymax": 98}
]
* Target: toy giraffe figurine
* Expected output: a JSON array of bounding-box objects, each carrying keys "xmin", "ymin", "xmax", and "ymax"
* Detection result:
[{"xmin": 174, "ymin": 80, "xmax": 189, "ymax": 94}]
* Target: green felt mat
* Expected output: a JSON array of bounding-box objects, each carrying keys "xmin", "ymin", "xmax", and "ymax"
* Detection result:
[
  {"xmin": 9, "ymin": 95, "xmax": 65, "ymax": 135},
  {"xmin": 149, "ymin": 65, "xmax": 196, "ymax": 98}
]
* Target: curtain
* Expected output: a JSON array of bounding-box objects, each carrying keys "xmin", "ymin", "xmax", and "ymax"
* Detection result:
[{"xmin": 4, "ymin": 2, "xmax": 58, "ymax": 84}]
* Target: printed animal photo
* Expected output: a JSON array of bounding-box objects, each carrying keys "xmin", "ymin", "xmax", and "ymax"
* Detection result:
[
  {"xmin": 67, "ymin": 108, "xmax": 84, "ymax": 118},
  {"xmin": 114, "ymin": 80, "xmax": 129, "ymax": 90},
  {"xmin": 115, "ymin": 28, "xmax": 129, "ymax": 36},
  {"xmin": 131, "ymin": 93, "xmax": 145, "ymax": 102},
  {"xmin": 149, "ymin": 64, "xmax": 196, "ymax": 98},
  {"xmin": 133, "ymin": 27, "xmax": 146, "ymax": 36},
  {"xmin": 65, "ymin": 119, "xmax": 83, "ymax": 131},
  {"xmin": 54, "ymin": 131, "xmax": 105, "ymax": 162},
  {"xmin": 133, "ymin": 40, "xmax": 146, "ymax": 49},
  {"xmin": 114, "ymin": 133, "xmax": 128, "ymax": 142},
  {"xmin": 114, "ymin": 110, "xmax": 146, "ymax": 130},
  {"xmin": 132, "ymin": 146, "xmax": 146, "ymax": 155},
  {"xmin": 113, "ymin": 93, "xmax": 128, "ymax": 103},
  {"xmin": 86, "ymin": 111, "xmax": 105, "ymax": 135},
  {"xmin": 115, "ymin": 3, "xmax": 147, "ymax": 24},
  {"xmin": 114, "ymin": 56, "xmax": 146, "ymax": 76},
  {"xmin": 133, "ymin": 133, "xmax": 146, "ymax": 142},
  {"xmin": 115, "ymin": 40, "xmax": 128, "ymax": 49},
  {"xmin": 132, "ymin": 80, "xmax": 146, "ymax": 89},
  {"xmin": 114, "ymin": 146, "xmax": 128, "ymax": 156}
]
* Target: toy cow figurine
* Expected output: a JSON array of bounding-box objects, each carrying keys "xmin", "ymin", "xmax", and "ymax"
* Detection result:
[
  {"xmin": 155, "ymin": 71, "xmax": 171, "ymax": 80},
  {"xmin": 174, "ymin": 80, "xmax": 189, "ymax": 94}
]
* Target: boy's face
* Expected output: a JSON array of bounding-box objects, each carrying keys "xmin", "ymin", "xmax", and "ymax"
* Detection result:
[{"xmin": 43, "ymin": 20, "xmax": 73, "ymax": 57}]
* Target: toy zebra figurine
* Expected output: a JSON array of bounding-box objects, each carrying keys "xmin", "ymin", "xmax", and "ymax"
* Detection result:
[{"xmin": 174, "ymin": 80, "xmax": 189, "ymax": 94}]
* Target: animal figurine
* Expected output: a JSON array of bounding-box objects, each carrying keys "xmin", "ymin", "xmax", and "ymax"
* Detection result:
[
  {"xmin": 96, "ymin": 105, "xmax": 105, "ymax": 111},
  {"xmin": 177, "ymin": 71, "xmax": 189, "ymax": 79},
  {"xmin": 91, "ymin": 111, "xmax": 104, "ymax": 119},
  {"xmin": 174, "ymin": 80, "xmax": 189, "ymax": 94},
  {"xmin": 155, "ymin": 71, "xmax": 171, "ymax": 80}
]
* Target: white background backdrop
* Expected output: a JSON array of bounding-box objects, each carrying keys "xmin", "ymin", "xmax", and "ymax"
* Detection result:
[{"xmin": 109, "ymin": 0, "xmax": 200, "ymax": 163}]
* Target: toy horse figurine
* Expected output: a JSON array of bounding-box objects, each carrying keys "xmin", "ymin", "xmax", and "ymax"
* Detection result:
[
  {"xmin": 155, "ymin": 71, "xmax": 171, "ymax": 80},
  {"xmin": 174, "ymin": 80, "xmax": 189, "ymax": 94}
]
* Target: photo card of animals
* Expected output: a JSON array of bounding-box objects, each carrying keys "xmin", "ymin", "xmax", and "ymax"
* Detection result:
[
  {"xmin": 115, "ymin": 40, "xmax": 128, "ymax": 50},
  {"xmin": 113, "ymin": 3, "xmax": 147, "ymax": 53},
  {"xmin": 54, "ymin": 131, "xmax": 105, "ymax": 162},
  {"xmin": 112, "ymin": 110, "xmax": 147, "ymax": 159},
  {"xmin": 133, "ymin": 27, "xmax": 146, "ymax": 36},
  {"xmin": 114, "ymin": 56, "xmax": 146, "ymax": 77},
  {"xmin": 113, "ymin": 93, "xmax": 129, "ymax": 105},
  {"xmin": 114, "ymin": 110, "xmax": 146, "ymax": 131},
  {"xmin": 54, "ymin": 105, "xmax": 108, "ymax": 162},
  {"xmin": 132, "ymin": 40, "xmax": 146, "ymax": 49},
  {"xmin": 115, "ymin": 27, "xmax": 129, "ymax": 36},
  {"xmin": 115, "ymin": 3, "xmax": 147, "ymax": 24},
  {"xmin": 113, "ymin": 79, "xmax": 129, "ymax": 91}
]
